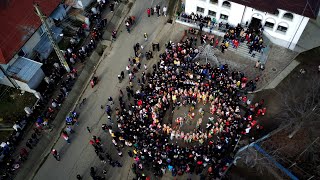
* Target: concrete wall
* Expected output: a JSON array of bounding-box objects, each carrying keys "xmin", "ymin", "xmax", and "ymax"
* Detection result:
[
  {"xmin": 185, "ymin": 0, "xmax": 245, "ymax": 25},
  {"xmin": 0, "ymin": 76, "xmax": 36, "ymax": 93},
  {"xmin": 184, "ymin": 0, "xmax": 309, "ymax": 50},
  {"xmin": 28, "ymin": 68, "xmax": 45, "ymax": 90}
]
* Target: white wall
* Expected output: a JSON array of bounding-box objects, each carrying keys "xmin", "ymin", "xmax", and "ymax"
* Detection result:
[
  {"xmin": 0, "ymin": 76, "xmax": 36, "ymax": 93},
  {"xmin": 185, "ymin": 0, "xmax": 244, "ymax": 25},
  {"xmin": 241, "ymin": 7, "xmax": 309, "ymax": 49},
  {"xmin": 184, "ymin": 0, "xmax": 309, "ymax": 50}
]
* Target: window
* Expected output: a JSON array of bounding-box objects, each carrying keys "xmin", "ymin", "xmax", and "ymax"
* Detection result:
[
  {"xmin": 196, "ymin": 6, "xmax": 205, "ymax": 13},
  {"xmin": 222, "ymin": 1, "xmax": 231, "ymax": 8},
  {"xmin": 210, "ymin": 0, "xmax": 218, "ymax": 4},
  {"xmin": 283, "ymin": 13, "xmax": 294, "ymax": 20},
  {"xmin": 18, "ymin": 47, "xmax": 27, "ymax": 57},
  {"xmin": 220, "ymin": 14, "xmax": 228, "ymax": 20},
  {"xmin": 38, "ymin": 25, "xmax": 45, "ymax": 36},
  {"xmin": 277, "ymin": 25, "xmax": 288, "ymax": 33},
  {"xmin": 208, "ymin": 10, "xmax": 216, "ymax": 17},
  {"xmin": 264, "ymin": 22, "xmax": 274, "ymax": 29}
]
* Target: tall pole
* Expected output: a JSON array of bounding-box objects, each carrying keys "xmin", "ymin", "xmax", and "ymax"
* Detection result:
[{"xmin": 33, "ymin": 4, "xmax": 70, "ymax": 72}]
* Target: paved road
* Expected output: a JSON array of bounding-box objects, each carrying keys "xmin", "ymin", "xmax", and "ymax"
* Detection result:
[{"xmin": 33, "ymin": 0, "xmax": 170, "ymax": 179}]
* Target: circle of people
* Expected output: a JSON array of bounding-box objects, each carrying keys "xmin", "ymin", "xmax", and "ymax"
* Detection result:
[{"xmin": 102, "ymin": 36, "xmax": 266, "ymax": 178}]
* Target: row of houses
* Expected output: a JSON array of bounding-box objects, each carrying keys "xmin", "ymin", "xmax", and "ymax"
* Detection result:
[
  {"xmin": 183, "ymin": 0, "xmax": 320, "ymax": 50},
  {"xmin": 0, "ymin": 0, "xmax": 94, "ymax": 93}
]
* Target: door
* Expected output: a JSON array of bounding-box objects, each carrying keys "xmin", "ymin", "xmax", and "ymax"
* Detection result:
[{"xmin": 250, "ymin": 17, "xmax": 262, "ymax": 30}]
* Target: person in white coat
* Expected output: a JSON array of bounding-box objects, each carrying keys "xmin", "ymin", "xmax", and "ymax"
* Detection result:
[{"xmin": 163, "ymin": 6, "xmax": 167, "ymax": 17}]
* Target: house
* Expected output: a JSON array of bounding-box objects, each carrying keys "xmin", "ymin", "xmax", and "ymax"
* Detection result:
[
  {"xmin": 0, "ymin": 0, "xmax": 67, "ymax": 93},
  {"xmin": 183, "ymin": 0, "xmax": 320, "ymax": 50}
]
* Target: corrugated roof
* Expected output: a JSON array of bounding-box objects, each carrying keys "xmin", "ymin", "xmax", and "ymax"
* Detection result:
[
  {"xmin": 6, "ymin": 57, "xmax": 42, "ymax": 82},
  {"xmin": 230, "ymin": 0, "xmax": 320, "ymax": 19},
  {"xmin": 34, "ymin": 26, "xmax": 63, "ymax": 59},
  {"xmin": 0, "ymin": 0, "xmax": 61, "ymax": 64}
]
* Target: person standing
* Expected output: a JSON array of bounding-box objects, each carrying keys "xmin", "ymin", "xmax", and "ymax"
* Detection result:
[
  {"xmin": 51, "ymin": 149, "xmax": 60, "ymax": 161},
  {"xmin": 156, "ymin": 5, "xmax": 161, "ymax": 17},
  {"xmin": 62, "ymin": 131, "xmax": 70, "ymax": 144},
  {"xmin": 110, "ymin": 3, "xmax": 114, "ymax": 12},
  {"xmin": 66, "ymin": 126, "xmax": 75, "ymax": 134},
  {"xmin": 144, "ymin": 33, "xmax": 148, "ymax": 41},
  {"xmin": 108, "ymin": 96, "xmax": 114, "ymax": 105},
  {"xmin": 26, "ymin": 141, "xmax": 33, "ymax": 149},
  {"xmin": 76, "ymin": 175, "xmax": 82, "ymax": 180},
  {"xmin": 147, "ymin": 8, "xmax": 151, "ymax": 17},
  {"xmin": 163, "ymin": 6, "xmax": 167, "ymax": 17},
  {"xmin": 154, "ymin": 6, "xmax": 157, "ymax": 17}
]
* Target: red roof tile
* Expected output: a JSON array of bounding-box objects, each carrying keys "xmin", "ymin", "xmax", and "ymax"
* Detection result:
[{"xmin": 0, "ymin": 0, "xmax": 61, "ymax": 64}]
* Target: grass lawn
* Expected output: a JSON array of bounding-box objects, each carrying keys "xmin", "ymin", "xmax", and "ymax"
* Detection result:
[{"xmin": 0, "ymin": 86, "xmax": 37, "ymax": 141}]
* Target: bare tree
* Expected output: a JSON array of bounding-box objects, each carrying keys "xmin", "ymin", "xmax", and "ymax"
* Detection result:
[{"xmin": 275, "ymin": 77, "xmax": 320, "ymax": 138}]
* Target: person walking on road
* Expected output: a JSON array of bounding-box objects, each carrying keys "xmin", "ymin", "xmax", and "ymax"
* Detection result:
[
  {"xmin": 51, "ymin": 149, "xmax": 60, "ymax": 161},
  {"xmin": 87, "ymin": 126, "xmax": 91, "ymax": 133},
  {"xmin": 26, "ymin": 141, "xmax": 33, "ymax": 149},
  {"xmin": 76, "ymin": 174, "xmax": 82, "ymax": 180},
  {"xmin": 62, "ymin": 131, "xmax": 70, "ymax": 144},
  {"xmin": 108, "ymin": 96, "xmax": 114, "ymax": 105},
  {"xmin": 66, "ymin": 125, "xmax": 75, "ymax": 134}
]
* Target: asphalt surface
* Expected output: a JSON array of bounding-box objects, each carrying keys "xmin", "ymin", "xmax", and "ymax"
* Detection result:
[{"xmin": 33, "ymin": 0, "xmax": 170, "ymax": 179}]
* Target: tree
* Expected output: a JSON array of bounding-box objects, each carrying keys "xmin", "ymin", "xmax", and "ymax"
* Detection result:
[{"xmin": 276, "ymin": 76, "xmax": 320, "ymax": 138}]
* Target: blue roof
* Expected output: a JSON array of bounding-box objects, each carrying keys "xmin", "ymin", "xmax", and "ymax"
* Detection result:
[
  {"xmin": 50, "ymin": 4, "xmax": 67, "ymax": 21},
  {"xmin": 34, "ymin": 26, "xmax": 63, "ymax": 60},
  {"xmin": 6, "ymin": 57, "xmax": 42, "ymax": 82}
]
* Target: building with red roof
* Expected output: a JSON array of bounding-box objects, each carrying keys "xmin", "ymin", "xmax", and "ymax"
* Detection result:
[
  {"xmin": 0, "ymin": 0, "xmax": 62, "ymax": 64},
  {"xmin": 0, "ymin": 0, "xmax": 66, "ymax": 93}
]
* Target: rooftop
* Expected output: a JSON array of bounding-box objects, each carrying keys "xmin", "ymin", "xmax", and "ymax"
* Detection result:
[
  {"xmin": 6, "ymin": 57, "xmax": 43, "ymax": 83},
  {"xmin": 230, "ymin": 0, "xmax": 320, "ymax": 19},
  {"xmin": 0, "ymin": 0, "xmax": 61, "ymax": 64}
]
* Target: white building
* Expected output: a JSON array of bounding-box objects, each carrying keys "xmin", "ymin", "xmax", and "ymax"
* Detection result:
[{"xmin": 184, "ymin": 0, "xmax": 320, "ymax": 50}]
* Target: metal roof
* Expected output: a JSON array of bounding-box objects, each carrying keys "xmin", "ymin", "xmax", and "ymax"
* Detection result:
[
  {"xmin": 0, "ymin": 0, "xmax": 61, "ymax": 64},
  {"xmin": 6, "ymin": 57, "xmax": 42, "ymax": 82}
]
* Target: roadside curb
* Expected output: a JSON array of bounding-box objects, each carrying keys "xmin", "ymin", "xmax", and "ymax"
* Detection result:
[{"xmin": 15, "ymin": 3, "xmax": 133, "ymax": 180}]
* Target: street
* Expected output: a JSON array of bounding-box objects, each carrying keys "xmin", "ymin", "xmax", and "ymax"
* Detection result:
[{"xmin": 33, "ymin": 0, "xmax": 172, "ymax": 179}]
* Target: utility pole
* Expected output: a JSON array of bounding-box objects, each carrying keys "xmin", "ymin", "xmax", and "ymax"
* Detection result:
[{"xmin": 33, "ymin": 3, "xmax": 70, "ymax": 72}]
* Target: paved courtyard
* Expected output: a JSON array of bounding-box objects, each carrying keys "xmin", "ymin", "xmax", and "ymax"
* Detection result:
[{"xmin": 12, "ymin": 1, "xmax": 308, "ymax": 180}]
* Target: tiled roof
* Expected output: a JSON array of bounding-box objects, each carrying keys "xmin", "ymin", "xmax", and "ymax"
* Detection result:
[
  {"xmin": 0, "ymin": 0, "xmax": 61, "ymax": 64},
  {"xmin": 230, "ymin": 0, "xmax": 320, "ymax": 19}
]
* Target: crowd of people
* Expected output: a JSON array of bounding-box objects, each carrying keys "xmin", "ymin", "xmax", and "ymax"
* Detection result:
[
  {"xmin": 147, "ymin": 5, "xmax": 167, "ymax": 17},
  {"xmin": 0, "ymin": 0, "xmax": 114, "ymax": 178},
  {"xmin": 220, "ymin": 23, "xmax": 265, "ymax": 59},
  {"xmin": 178, "ymin": 12, "xmax": 266, "ymax": 62},
  {"xmin": 101, "ymin": 35, "xmax": 266, "ymax": 179}
]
